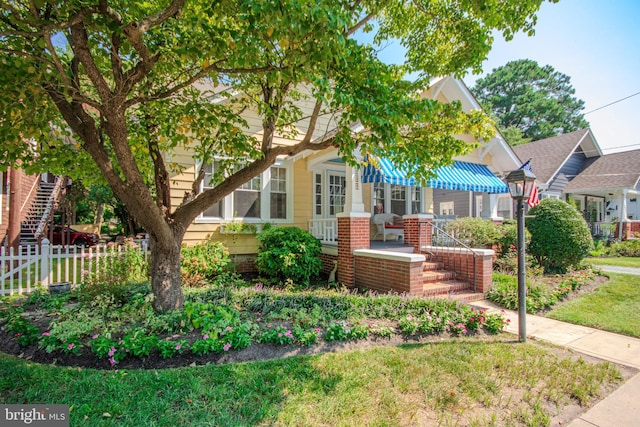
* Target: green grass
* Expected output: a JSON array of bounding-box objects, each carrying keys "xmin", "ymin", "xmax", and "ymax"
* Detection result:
[
  {"xmin": 548, "ymin": 273, "xmax": 640, "ymax": 338},
  {"xmin": 587, "ymin": 257, "xmax": 640, "ymax": 268},
  {"xmin": 0, "ymin": 339, "xmax": 622, "ymax": 426}
]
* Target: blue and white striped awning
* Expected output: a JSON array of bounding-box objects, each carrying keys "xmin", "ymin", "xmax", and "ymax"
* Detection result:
[{"xmin": 362, "ymin": 159, "xmax": 509, "ymax": 194}]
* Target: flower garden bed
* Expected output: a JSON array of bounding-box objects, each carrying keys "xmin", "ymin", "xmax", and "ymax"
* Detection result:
[{"xmin": 0, "ymin": 276, "xmax": 508, "ymax": 370}]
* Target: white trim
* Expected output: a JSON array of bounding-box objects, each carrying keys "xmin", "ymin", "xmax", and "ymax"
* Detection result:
[
  {"xmin": 195, "ymin": 158, "xmax": 294, "ymax": 223},
  {"xmin": 353, "ymin": 249, "xmax": 425, "ymax": 263}
]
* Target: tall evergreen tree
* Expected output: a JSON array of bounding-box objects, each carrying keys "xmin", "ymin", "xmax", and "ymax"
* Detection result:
[{"xmin": 472, "ymin": 59, "xmax": 589, "ymax": 144}]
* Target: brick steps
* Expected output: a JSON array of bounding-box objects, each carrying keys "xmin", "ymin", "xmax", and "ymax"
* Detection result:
[
  {"xmin": 422, "ymin": 280, "xmax": 470, "ymax": 297},
  {"xmin": 420, "ymin": 260, "xmax": 484, "ymax": 302}
]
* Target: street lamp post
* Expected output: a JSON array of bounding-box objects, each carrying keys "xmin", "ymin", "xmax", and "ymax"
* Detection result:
[{"xmin": 505, "ymin": 168, "xmax": 536, "ymax": 343}]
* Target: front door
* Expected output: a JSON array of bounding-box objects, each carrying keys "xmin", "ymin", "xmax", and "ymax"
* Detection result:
[{"xmin": 328, "ymin": 172, "xmax": 346, "ymax": 217}]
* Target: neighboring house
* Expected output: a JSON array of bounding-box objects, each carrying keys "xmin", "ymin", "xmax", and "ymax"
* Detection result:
[
  {"xmin": 513, "ymin": 128, "xmax": 640, "ymax": 239},
  {"xmin": 563, "ymin": 149, "xmax": 640, "ymax": 239},
  {"xmin": 0, "ymin": 170, "xmax": 63, "ymax": 247},
  {"xmin": 170, "ymin": 76, "xmax": 521, "ymax": 298}
]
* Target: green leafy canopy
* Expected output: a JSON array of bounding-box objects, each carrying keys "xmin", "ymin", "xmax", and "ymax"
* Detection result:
[{"xmin": 0, "ymin": 0, "xmax": 553, "ymax": 310}]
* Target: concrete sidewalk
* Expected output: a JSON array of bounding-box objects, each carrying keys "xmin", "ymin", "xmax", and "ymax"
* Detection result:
[{"xmin": 473, "ymin": 300, "xmax": 640, "ymax": 427}]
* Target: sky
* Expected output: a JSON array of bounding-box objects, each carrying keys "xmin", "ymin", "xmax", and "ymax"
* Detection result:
[
  {"xmin": 462, "ymin": 0, "xmax": 640, "ymax": 154},
  {"xmin": 371, "ymin": 0, "xmax": 640, "ymax": 154}
]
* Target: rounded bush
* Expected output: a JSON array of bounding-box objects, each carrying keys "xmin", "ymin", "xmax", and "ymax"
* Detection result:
[
  {"xmin": 181, "ymin": 240, "xmax": 231, "ymax": 286},
  {"xmin": 444, "ymin": 217, "xmax": 501, "ymax": 248},
  {"xmin": 256, "ymin": 226, "xmax": 322, "ymax": 285},
  {"xmin": 526, "ymin": 198, "xmax": 594, "ymax": 273}
]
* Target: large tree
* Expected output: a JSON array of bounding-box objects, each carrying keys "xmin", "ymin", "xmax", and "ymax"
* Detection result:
[
  {"xmin": 0, "ymin": 0, "xmax": 552, "ymax": 311},
  {"xmin": 471, "ymin": 59, "xmax": 589, "ymax": 144}
]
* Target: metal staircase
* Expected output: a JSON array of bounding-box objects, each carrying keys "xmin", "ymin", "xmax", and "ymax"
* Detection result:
[{"xmin": 19, "ymin": 177, "xmax": 63, "ymax": 245}]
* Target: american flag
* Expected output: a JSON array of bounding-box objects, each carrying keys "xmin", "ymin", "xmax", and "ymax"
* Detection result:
[{"xmin": 518, "ymin": 159, "xmax": 539, "ymax": 208}]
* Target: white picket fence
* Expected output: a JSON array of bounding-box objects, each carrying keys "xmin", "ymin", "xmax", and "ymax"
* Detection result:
[{"xmin": 0, "ymin": 240, "xmax": 149, "ymax": 296}]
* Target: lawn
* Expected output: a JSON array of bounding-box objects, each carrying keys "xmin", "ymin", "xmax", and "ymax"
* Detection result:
[
  {"xmin": 548, "ymin": 273, "xmax": 640, "ymax": 338},
  {"xmin": 0, "ymin": 339, "xmax": 623, "ymax": 426},
  {"xmin": 587, "ymin": 256, "xmax": 640, "ymax": 268}
]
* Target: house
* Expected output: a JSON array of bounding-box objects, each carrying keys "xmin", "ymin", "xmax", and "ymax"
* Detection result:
[
  {"xmin": 170, "ymin": 77, "xmax": 522, "ymax": 298},
  {"xmin": 0, "ymin": 170, "xmax": 62, "ymax": 248},
  {"xmin": 512, "ymin": 128, "xmax": 640, "ymax": 239}
]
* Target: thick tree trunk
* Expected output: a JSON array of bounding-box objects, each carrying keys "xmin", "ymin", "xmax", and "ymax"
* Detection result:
[
  {"xmin": 94, "ymin": 203, "xmax": 104, "ymax": 226},
  {"xmin": 149, "ymin": 234, "xmax": 184, "ymax": 312}
]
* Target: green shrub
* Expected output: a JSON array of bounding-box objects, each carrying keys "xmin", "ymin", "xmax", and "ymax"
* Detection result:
[
  {"xmin": 606, "ymin": 239, "xmax": 640, "ymax": 257},
  {"xmin": 181, "ymin": 240, "xmax": 231, "ymax": 286},
  {"xmin": 256, "ymin": 226, "xmax": 322, "ymax": 285},
  {"xmin": 445, "ymin": 217, "xmax": 501, "ymax": 248},
  {"xmin": 498, "ymin": 222, "xmax": 531, "ymax": 256},
  {"xmin": 526, "ymin": 199, "xmax": 594, "ymax": 273}
]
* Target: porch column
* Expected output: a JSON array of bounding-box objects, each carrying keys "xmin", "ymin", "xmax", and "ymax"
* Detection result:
[
  {"xmin": 344, "ymin": 153, "xmax": 365, "ymax": 213},
  {"xmin": 404, "ymin": 214, "xmax": 433, "ymax": 253},
  {"xmin": 337, "ymin": 213, "xmax": 371, "ymax": 286},
  {"xmin": 620, "ymin": 190, "xmax": 629, "ymax": 239}
]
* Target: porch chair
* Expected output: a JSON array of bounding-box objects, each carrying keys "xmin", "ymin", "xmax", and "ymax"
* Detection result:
[{"xmin": 372, "ymin": 213, "xmax": 404, "ymax": 242}]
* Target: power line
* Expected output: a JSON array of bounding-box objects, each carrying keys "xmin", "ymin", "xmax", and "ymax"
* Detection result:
[{"xmin": 583, "ymin": 90, "xmax": 640, "ymax": 115}]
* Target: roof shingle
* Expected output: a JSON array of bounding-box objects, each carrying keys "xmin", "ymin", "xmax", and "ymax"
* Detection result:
[{"xmin": 512, "ymin": 129, "xmax": 591, "ymax": 184}]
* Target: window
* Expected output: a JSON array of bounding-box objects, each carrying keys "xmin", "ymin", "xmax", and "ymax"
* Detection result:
[
  {"xmin": 497, "ymin": 195, "xmax": 512, "ymax": 219},
  {"xmin": 390, "ymin": 185, "xmax": 406, "ymax": 215},
  {"xmin": 371, "ymin": 183, "xmax": 423, "ymax": 215},
  {"xmin": 314, "ymin": 173, "xmax": 323, "ymax": 216},
  {"xmin": 410, "ymin": 187, "xmax": 421, "ymax": 214},
  {"xmin": 234, "ymin": 175, "xmax": 261, "ymax": 218},
  {"xmin": 270, "ymin": 166, "xmax": 287, "ymax": 219},
  {"xmin": 199, "ymin": 160, "xmax": 290, "ymax": 221},
  {"xmin": 373, "ymin": 182, "xmax": 385, "ymax": 213},
  {"xmin": 440, "ymin": 201, "xmax": 454, "ymax": 215},
  {"xmin": 202, "ymin": 162, "xmax": 224, "ymax": 218},
  {"xmin": 475, "ymin": 195, "xmax": 483, "ymax": 217}
]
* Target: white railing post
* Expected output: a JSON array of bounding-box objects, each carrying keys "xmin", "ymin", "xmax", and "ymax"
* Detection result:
[{"xmin": 40, "ymin": 238, "xmax": 51, "ymax": 287}]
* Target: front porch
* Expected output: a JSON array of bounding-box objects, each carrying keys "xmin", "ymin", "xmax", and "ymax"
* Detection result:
[{"xmin": 311, "ymin": 215, "xmax": 494, "ymax": 302}]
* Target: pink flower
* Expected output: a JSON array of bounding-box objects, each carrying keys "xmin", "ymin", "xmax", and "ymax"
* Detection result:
[
  {"xmin": 67, "ymin": 343, "xmax": 75, "ymax": 351},
  {"xmin": 203, "ymin": 334, "xmax": 209, "ymax": 340},
  {"xmin": 225, "ymin": 326, "xmax": 232, "ymax": 332},
  {"xmin": 278, "ymin": 333, "xmax": 283, "ymax": 338},
  {"xmin": 175, "ymin": 343, "xmax": 182, "ymax": 351},
  {"xmin": 92, "ymin": 334, "xmax": 99, "ymax": 339},
  {"xmin": 223, "ymin": 343, "xmax": 231, "ymax": 352},
  {"xmin": 315, "ymin": 328, "xmax": 322, "ymax": 334},
  {"xmin": 108, "ymin": 356, "xmax": 117, "ymax": 366},
  {"xmin": 14, "ymin": 333, "xmax": 22, "ymax": 337},
  {"xmin": 42, "ymin": 332, "xmax": 50, "ymax": 336},
  {"xmin": 108, "ymin": 346, "xmax": 116, "ymax": 357}
]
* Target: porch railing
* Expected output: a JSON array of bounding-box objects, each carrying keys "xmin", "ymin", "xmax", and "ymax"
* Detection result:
[
  {"xmin": 308, "ymin": 218, "xmax": 338, "ymax": 244},
  {"xmin": 419, "ymin": 221, "xmax": 480, "ymax": 293},
  {"xmin": 590, "ymin": 221, "xmax": 615, "ymax": 238}
]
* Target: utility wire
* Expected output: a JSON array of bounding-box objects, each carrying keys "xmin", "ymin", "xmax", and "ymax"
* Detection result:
[{"xmin": 583, "ymin": 90, "xmax": 640, "ymax": 115}]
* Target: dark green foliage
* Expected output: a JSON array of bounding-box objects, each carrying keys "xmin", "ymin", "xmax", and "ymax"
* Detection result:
[
  {"xmin": 444, "ymin": 217, "xmax": 501, "ymax": 248},
  {"xmin": 526, "ymin": 198, "xmax": 594, "ymax": 273},
  {"xmin": 256, "ymin": 227, "xmax": 322, "ymax": 285}
]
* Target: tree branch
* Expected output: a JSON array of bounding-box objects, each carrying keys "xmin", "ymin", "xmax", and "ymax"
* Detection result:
[{"xmin": 68, "ymin": 22, "xmax": 112, "ymax": 102}]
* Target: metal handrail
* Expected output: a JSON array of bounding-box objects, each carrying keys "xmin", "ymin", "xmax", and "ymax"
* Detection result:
[
  {"xmin": 420, "ymin": 221, "xmax": 480, "ymax": 293},
  {"xmin": 34, "ymin": 177, "xmax": 64, "ymax": 239}
]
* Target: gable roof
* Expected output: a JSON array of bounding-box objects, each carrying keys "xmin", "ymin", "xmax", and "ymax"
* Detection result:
[
  {"xmin": 564, "ymin": 149, "xmax": 640, "ymax": 192},
  {"xmin": 512, "ymin": 129, "xmax": 601, "ymax": 185}
]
